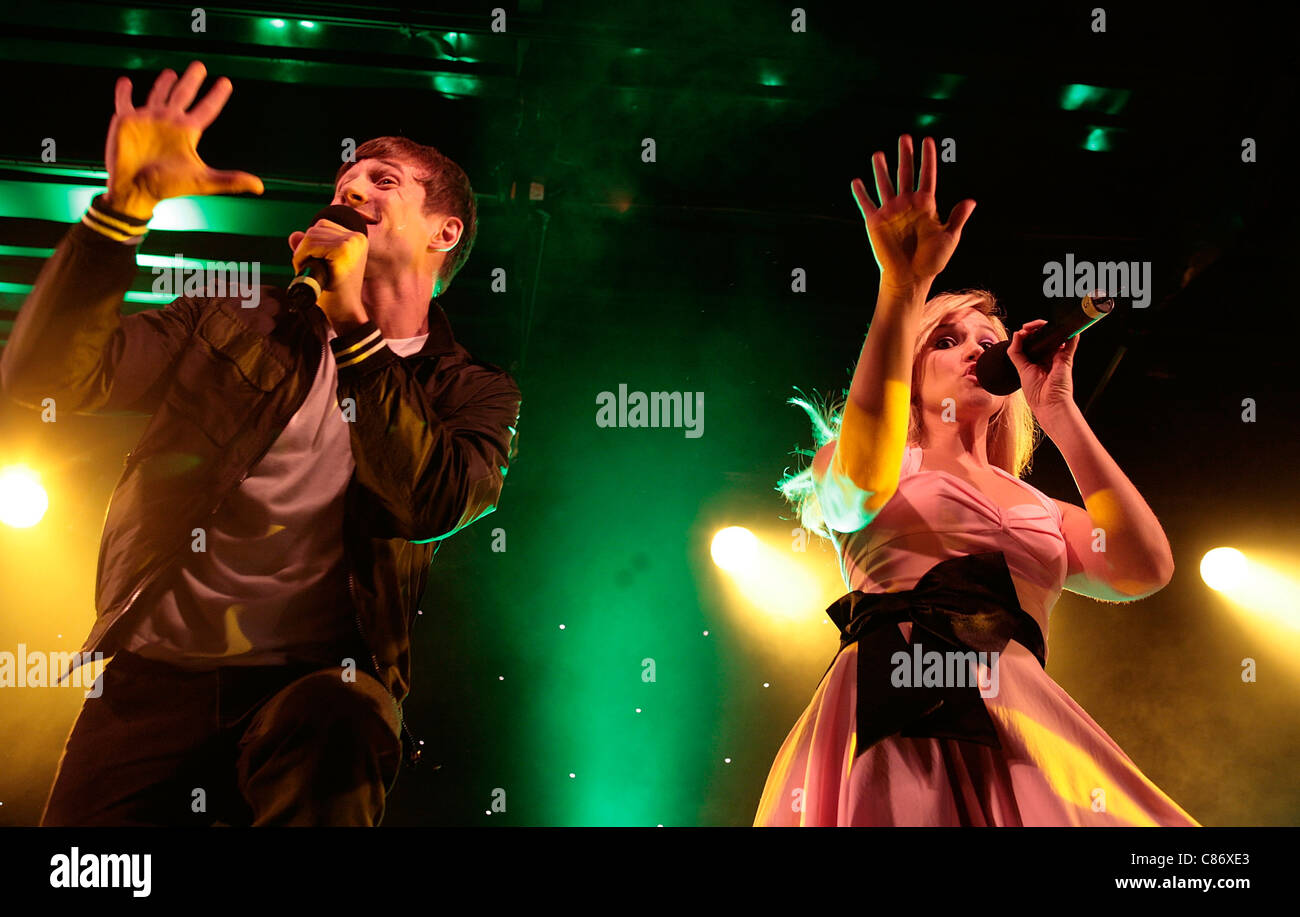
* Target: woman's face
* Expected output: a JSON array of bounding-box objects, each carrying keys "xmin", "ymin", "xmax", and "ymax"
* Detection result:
[{"xmin": 917, "ymin": 309, "xmax": 1008, "ymax": 419}]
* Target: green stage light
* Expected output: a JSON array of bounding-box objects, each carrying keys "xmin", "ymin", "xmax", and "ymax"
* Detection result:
[
  {"xmin": 0, "ymin": 249, "xmax": 289, "ymax": 285},
  {"xmin": 0, "ymin": 180, "xmax": 314, "ymax": 236},
  {"xmin": 430, "ymin": 74, "xmax": 482, "ymax": 98},
  {"xmin": 1061, "ymin": 83, "xmax": 1103, "ymax": 110},
  {"xmin": 0, "ymin": 162, "xmax": 108, "ymax": 181},
  {"xmin": 1083, "ymin": 127, "xmax": 1113, "ymax": 152},
  {"xmin": 927, "ymin": 73, "xmax": 964, "ymax": 101},
  {"xmin": 0, "ymin": 282, "xmax": 184, "ymax": 306},
  {"xmin": 1061, "ymin": 84, "xmax": 1131, "ymax": 116},
  {"xmin": 0, "ymin": 245, "xmax": 55, "ymax": 259}
]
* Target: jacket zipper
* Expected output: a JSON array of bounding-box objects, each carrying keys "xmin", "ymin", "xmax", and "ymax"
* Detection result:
[
  {"xmin": 347, "ymin": 565, "xmax": 423, "ymax": 768},
  {"xmin": 236, "ymin": 322, "xmax": 424, "ymax": 766},
  {"xmin": 326, "ymin": 335, "xmax": 424, "ymax": 770},
  {"xmin": 77, "ymin": 543, "xmax": 180, "ymax": 676}
]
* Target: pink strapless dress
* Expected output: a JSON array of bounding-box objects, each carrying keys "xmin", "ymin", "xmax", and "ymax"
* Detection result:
[{"xmin": 754, "ymin": 444, "xmax": 1200, "ymax": 826}]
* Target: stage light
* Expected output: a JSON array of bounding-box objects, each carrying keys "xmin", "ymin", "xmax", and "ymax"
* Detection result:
[
  {"xmin": 299, "ymin": 21, "xmax": 316, "ymax": 29},
  {"xmin": 0, "ymin": 466, "xmax": 48, "ymax": 528},
  {"xmin": 1199, "ymin": 546, "xmax": 1300, "ymax": 644},
  {"xmin": 709, "ymin": 524, "xmax": 842, "ymax": 628},
  {"xmin": 1084, "ymin": 127, "xmax": 1115, "ymax": 152},
  {"xmin": 1201, "ymin": 547, "xmax": 1248, "ymax": 591},
  {"xmin": 0, "ymin": 179, "xmax": 312, "ymax": 236},
  {"xmin": 269, "ymin": 19, "xmax": 285, "ymax": 28},
  {"xmin": 711, "ymin": 526, "xmax": 758, "ymax": 572},
  {"xmin": 1060, "ymin": 84, "xmax": 1129, "ymax": 115}
]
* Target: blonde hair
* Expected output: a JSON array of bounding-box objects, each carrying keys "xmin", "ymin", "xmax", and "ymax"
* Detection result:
[{"xmin": 778, "ymin": 288, "xmax": 1042, "ymax": 538}]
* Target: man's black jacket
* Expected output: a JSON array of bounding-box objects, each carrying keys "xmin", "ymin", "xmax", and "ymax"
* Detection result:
[{"xmin": 0, "ymin": 205, "xmax": 520, "ymax": 762}]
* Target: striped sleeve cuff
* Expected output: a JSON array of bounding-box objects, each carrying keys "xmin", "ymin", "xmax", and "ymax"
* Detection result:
[
  {"xmin": 330, "ymin": 320, "xmax": 395, "ymax": 375},
  {"xmin": 81, "ymin": 194, "xmax": 151, "ymax": 245}
]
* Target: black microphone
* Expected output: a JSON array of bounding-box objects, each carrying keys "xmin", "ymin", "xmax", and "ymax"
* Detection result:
[
  {"xmin": 974, "ymin": 293, "xmax": 1114, "ymax": 395},
  {"xmin": 286, "ymin": 204, "xmax": 370, "ymax": 313}
]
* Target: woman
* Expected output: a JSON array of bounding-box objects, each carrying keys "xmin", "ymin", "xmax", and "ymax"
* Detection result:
[{"xmin": 754, "ymin": 135, "xmax": 1199, "ymax": 827}]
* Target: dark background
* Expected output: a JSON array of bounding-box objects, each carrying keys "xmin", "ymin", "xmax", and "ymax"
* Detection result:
[{"xmin": 0, "ymin": 0, "xmax": 1297, "ymax": 826}]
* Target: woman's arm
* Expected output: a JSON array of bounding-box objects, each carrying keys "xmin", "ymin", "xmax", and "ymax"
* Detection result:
[
  {"xmin": 814, "ymin": 282, "xmax": 928, "ymax": 531},
  {"xmin": 812, "ymin": 135, "xmax": 975, "ymax": 532},
  {"xmin": 1044, "ymin": 404, "xmax": 1176, "ymax": 600}
]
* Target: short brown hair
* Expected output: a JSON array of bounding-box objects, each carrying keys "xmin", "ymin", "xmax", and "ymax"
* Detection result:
[{"xmin": 335, "ymin": 137, "xmax": 477, "ymax": 294}]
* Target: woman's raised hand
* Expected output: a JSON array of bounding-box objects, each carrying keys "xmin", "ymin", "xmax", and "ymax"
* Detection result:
[{"xmin": 851, "ymin": 135, "xmax": 975, "ymax": 291}]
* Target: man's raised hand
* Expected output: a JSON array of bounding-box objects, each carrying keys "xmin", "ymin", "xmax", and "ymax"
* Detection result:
[{"xmin": 104, "ymin": 60, "xmax": 264, "ymax": 220}]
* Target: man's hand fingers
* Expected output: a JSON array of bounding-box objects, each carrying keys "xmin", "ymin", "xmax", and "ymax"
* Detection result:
[
  {"xmin": 168, "ymin": 60, "xmax": 208, "ymax": 112},
  {"xmin": 145, "ymin": 68, "xmax": 178, "ymax": 108},
  {"xmin": 200, "ymin": 168, "xmax": 264, "ymax": 197},
  {"xmin": 114, "ymin": 76, "xmax": 135, "ymax": 116},
  {"xmin": 288, "ymin": 231, "xmax": 309, "ymax": 271},
  {"xmin": 188, "ymin": 76, "xmax": 233, "ymax": 130}
]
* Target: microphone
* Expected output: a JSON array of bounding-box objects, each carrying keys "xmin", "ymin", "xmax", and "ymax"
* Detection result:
[
  {"xmin": 286, "ymin": 204, "xmax": 370, "ymax": 313},
  {"xmin": 974, "ymin": 293, "xmax": 1114, "ymax": 395}
]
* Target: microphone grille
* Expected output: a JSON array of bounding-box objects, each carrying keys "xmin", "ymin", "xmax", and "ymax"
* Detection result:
[{"xmin": 311, "ymin": 204, "xmax": 369, "ymax": 236}]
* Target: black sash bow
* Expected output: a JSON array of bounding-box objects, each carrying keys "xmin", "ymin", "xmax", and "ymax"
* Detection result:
[{"xmin": 822, "ymin": 551, "xmax": 1046, "ymax": 758}]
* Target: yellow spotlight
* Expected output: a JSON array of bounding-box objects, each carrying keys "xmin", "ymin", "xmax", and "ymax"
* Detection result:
[
  {"xmin": 1200, "ymin": 547, "xmax": 1248, "ymax": 591},
  {"xmin": 1200, "ymin": 546, "xmax": 1300, "ymax": 641},
  {"xmin": 711, "ymin": 526, "xmax": 759, "ymax": 573},
  {"xmin": 0, "ymin": 465, "xmax": 48, "ymax": 528},
  {"xmin": 711, "ymin": 524, "xmax": 840, "ymax": 623}
]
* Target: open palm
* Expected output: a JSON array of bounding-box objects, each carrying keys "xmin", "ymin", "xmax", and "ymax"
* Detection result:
[
  {"xmin": 851, "ymin": 135, "xmax": 975, "ymax": 287},
  {"xmin": 105, "ymin": 61, "xmax": 262, "ymax": 213}
]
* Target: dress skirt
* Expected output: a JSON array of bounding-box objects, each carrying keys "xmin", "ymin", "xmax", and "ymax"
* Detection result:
[{"xmin": 753, "ymin": 555, "xmax": 1201, "ymax": 827}]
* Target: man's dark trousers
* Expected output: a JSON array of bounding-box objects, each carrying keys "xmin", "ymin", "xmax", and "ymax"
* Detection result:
[{"xmin": 40, "ymin": 648, "xmax": 404, "ymax": 826}]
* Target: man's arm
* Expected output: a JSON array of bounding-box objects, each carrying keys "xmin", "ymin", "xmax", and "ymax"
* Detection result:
[
  {"xmin": 4, "ymin": 60, "xmax": 262, "ymax": 414},
  {"xmin": 0, "ymin": 195, "xmax": 198, "ymax": 414},
  {"xmin": 330, "ymin": 321, "xmax": 520, "ymax": 542}
]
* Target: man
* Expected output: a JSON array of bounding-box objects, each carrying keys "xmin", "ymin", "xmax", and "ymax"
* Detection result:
[{"xmin": 0, "ymin": 61, "xmax": 520, "ymax": 826}]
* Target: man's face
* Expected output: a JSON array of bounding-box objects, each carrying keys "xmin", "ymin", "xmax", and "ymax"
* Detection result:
[{"xmin": 332, "ymin": 157, "xmax": 450, "ymax": 274}]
